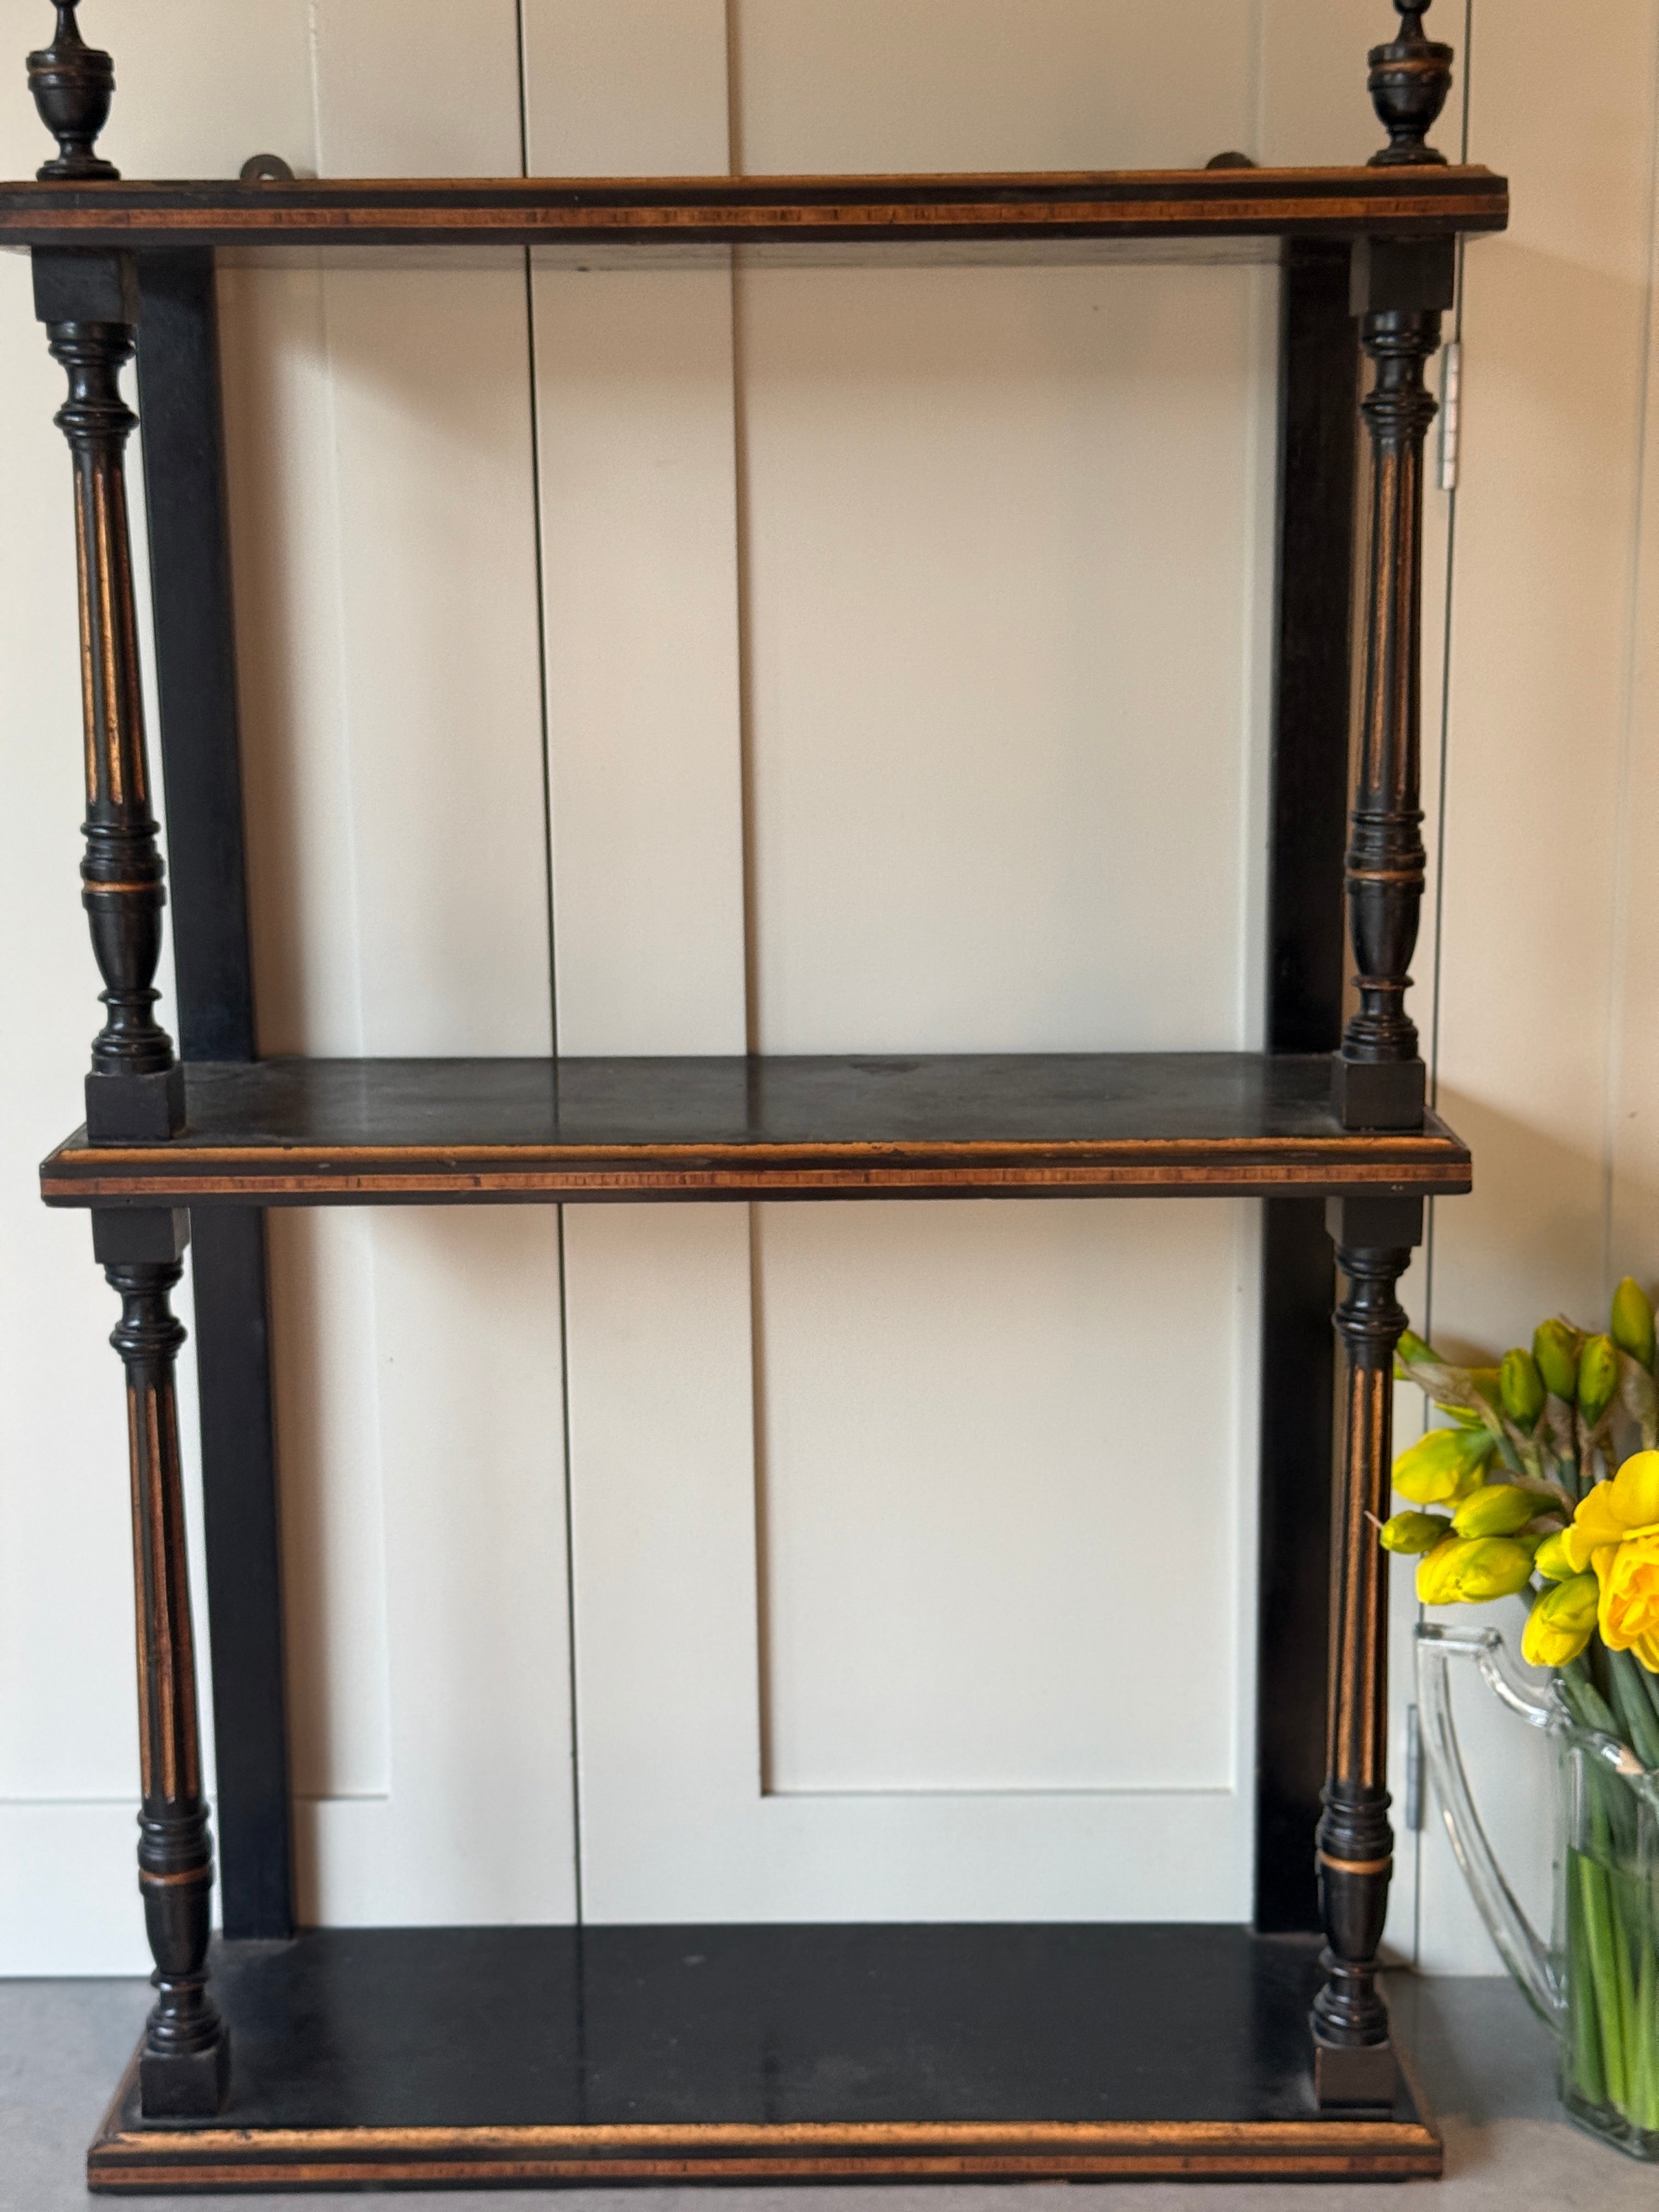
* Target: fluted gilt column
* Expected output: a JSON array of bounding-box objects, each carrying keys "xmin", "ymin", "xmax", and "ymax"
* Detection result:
[
  {"xmin": 30, "ymin": 8, "xmax": 184, "ymax": 1141},
  {"xmin": 34, "ymin": 247, "xmax": 185, "ymax": 1142},
  {"xmin": 97, "ymin": 1208, "xmax": 230, "ymax": 2117},
  {"xmin": 1333, "ymin": 1, "xmax": 1455, "ymax": 1133},
  {"xmin": 1331, "ymin": 234, "xmax": 1453, "ymax": 1133},
  {"xmin": 1313, "ymin": 1195, "xmax": 1420, "ymax": 2105}
]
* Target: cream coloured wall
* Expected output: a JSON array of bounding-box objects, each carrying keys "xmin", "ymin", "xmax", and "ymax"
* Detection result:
[{"xmin": 0, "ymin": 0, "xmax": 1650, "ymax": 1978}]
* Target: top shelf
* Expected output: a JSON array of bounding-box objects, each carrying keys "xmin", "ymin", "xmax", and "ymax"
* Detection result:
[{"xmin": 0, "ymin": 165, "xmax": 1508, "ymax": 261}]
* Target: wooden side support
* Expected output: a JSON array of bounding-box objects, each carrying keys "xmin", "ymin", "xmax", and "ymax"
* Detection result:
[
  {"xmin": 137, "ymin": 248, "xmax": 295, "ymax": 1942},
  {"xmin": 1312, "ymin": 0, "xmax": 1452, "ymax": 2098},
  {"xmin": 1312, "ymin": 1193, "xmax": 1421, "ymax": 2104},
  {"xmin": 33, "ymin": 242, "xmax": 184, "ymax": 1141},
  {"xmin": 1256, "ymin": 241, "xmax": 1358, "ymax": 1935},
  {"xmin": 94, "ymin": 1206, "xmax": 230, "ymax": 2118}
]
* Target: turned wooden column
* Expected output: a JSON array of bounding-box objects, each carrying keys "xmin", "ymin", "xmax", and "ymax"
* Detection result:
[
  {"xmin": 34, "ymin": 245, "xmax": 184, "ymax": 1142},
  {"xmin": 30, "ymin": 5, "xmax": 185, "ymax": 1143},
  {"xmin": 1333, "ymin": 1, "xmax": 1455, "ymax": 1133},
  {"xmin": 1330, "ymin": 238, "xmax": 1452, "ymax": 1132},
  {"xmin": 95, "ymin": 1209, "xmax": 230, "ymax": 2116},
  {"xmin": 1312, "ymin": 1195, "xmax": 1420, "ymax": 2105}
]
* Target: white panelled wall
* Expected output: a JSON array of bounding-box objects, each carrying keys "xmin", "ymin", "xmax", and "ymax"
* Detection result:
[{"xmin": 0, "ymin": 0, "xmax": 1654, "ymax": 1978}]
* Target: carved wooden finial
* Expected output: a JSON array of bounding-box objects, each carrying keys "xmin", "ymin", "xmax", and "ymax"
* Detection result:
[
  {"xmin": 1367, "ymin": 0, "xmax": 1453, "ymax": 168},
  {"xmin": 27, "ymin": 2, "xmax": 119, "ymax": 182}
]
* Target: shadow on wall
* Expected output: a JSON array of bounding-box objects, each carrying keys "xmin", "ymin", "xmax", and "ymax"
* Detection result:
[{"xmin": 1428, "ymin": 1086, "xmax": 1630, "ymax": 1346}]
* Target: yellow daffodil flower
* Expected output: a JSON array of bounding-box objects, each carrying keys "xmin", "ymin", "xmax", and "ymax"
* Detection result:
[
  {"xmin": 1416, "ymin": 1534, "xmax": 1536, "ymax": 1605},
  {"xmin": 1562, "ymin": 1449, "xmax": 1659, "ymax": 1672},
  {"xmin": 1392, "ymin": 1426, "xmax": 1498, "ymax": 1506},
  {"xmin": 1521, "ymin": 1573, "xmax": 1599, "ymax": 1668}
]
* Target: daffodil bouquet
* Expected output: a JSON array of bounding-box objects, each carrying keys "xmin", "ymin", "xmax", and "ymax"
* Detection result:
[
  {"xmin": 1383, "ymin": 1278, "xmax": 1659, "ymax": 2140},
  {"xmin": 1381, "ymin": 1279, "xmax": 1659, "ymax": 1741}
]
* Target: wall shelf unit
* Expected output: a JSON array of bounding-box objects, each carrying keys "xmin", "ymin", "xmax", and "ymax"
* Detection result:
[{"xmin": 14, "ymin": 0, "xmax": 1503, "ymax": 2191}]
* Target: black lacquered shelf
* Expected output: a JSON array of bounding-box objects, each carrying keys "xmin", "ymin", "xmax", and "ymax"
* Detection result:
[
  {"xmin": 0, "ymin": 163, "xmax": 1506, "ymax": 261},
  {"xmin": 87, "ymin": 1925, "xmax": 1439, "ymax": 2191},
  {"xmin": 41, "ymin": 1051, "xmax": 1472, "ymax": 1207}
]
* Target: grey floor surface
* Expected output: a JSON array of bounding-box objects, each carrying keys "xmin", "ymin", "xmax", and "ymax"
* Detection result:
[{"xmin": 1, "ymin": 1971, "xmax": 1654, "ymax": 2209}]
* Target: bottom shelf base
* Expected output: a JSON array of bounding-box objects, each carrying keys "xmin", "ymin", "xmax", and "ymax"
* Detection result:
[{"xmin": 89, "ymin": 1925, "xmax": 1440, "ymax": 2191}]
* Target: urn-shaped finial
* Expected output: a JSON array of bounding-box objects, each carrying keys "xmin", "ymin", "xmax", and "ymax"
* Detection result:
[
  {"xmin": 1367, "ymin": 0, "xmax": 1453, "ymax": 168},
  {"xmin": 27, "ymin": 2, "xmax": 119, "ymax": 182}
]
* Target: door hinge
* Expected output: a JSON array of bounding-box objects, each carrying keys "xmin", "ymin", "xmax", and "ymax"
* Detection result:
[
  {"xmin": 1438, "ymin": 342, "xmax": 1462, "ymax": 492},
  {"xmin": 1403, "ymin": 1702, "xmax": 1425, "ymax": 1831}
]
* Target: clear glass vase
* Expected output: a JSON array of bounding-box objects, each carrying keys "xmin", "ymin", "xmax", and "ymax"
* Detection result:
[{"xmin": 1416, "ymin": 1623, "xmax": 1659, "ymax": 2158}]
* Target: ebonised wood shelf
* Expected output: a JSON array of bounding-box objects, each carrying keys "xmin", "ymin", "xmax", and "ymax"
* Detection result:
[
  {"xmin": 0, "ymin": 164, "xmax": 1506, "ymax": 258},
  {"xmin": 40, "ymin": 1052, "xmax": 1473, "ymax": 1207},
  {"xmin": 86, "ymin": 1925, "xmax": 1440, "ymax": 2191}
]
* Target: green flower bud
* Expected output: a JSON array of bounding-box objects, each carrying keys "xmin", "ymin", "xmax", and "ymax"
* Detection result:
[
  {"xmin": 1533, "ymin": 1528, "xmax": 1576, "ymax": 1581},
  {"xmin": 1578, "ymin": 1333, "xmax": 1620, "ymax": 1427},
  {"xmin": 1499, "ymin": 1348, "xmax": 1547, "ymax": 1431},
  {"xmin": 1392, "ymin": 1425, "xmax": 1499, "ymax": 1505},
  {"xmin": 1534, "ymin": 1318, "xmax": 1584, "ymax": 1400},
  {"xmin": 1394, "ymin": 1328, "xmax": 1436, "ymax": 1381},
  {"xmin": 1380, "ymin": 1510, "xmax": 1454, "ymax": 1555},
  {"xmin": 1417, "ymin": 1534, "xmax": 1537, "ymax": 1606},
  {"xmin": 1451, "ymin": 1483, "xmax": 1542, "ymax": 1538},
  {"xmin": 1611, "ymin": 1278, "xmax": 1656, "ymax": 1373}
]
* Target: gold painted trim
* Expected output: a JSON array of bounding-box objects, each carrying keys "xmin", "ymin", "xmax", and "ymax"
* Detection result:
[
  {"xmin": 49, "ymin": 1128, "xmax": 1469, "ymax": 1165},
  {"xmin": 1318, "ymin": 1850, "xmax": 1393, "ymax": 1877},
  {"xmin": 137, "ymin": 1864, "xmax": 210, "ymax": 1889},
  {"xmin": 99, "ymin": 2117, "xmax": 1437, "ymax": 2154},
  {"xmin": 143, "ymin": 1386, "xmax": 177, "ymax": 1803},
  {"xmin": 72, "ymin": 485, "xmax": 96, "ymax": 801},
  {"xmin": 89, "ymin": 2153, "xmax": 1443, "ymax": 2190},
  {"xmin": 44, "ymin": 1164, "xmax": 1473, "ymax": 1205},
  {"xmin": 91, "ymin": 469, "xmax": 123, "ymax": 807},
  {"xmin": 123, "ymin": 1387, "xmax": 151, "ymax": 1801},
  {"xmin": 88, "ymin": 2117, "xmax": 1442, "ymax": 2190}
]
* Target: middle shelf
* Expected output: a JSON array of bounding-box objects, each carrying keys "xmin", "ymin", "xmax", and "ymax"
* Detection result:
[{"xmin": 41, "ymin": 1052, "xmax": 1471, "ymax": 1209}]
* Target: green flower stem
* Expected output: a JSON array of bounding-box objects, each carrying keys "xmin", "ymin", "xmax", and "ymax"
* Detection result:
[
  {"xmin": 1568, "ymin": 1865, "xmax": 1608, "ymax": 2108},
  {"xmin": 1561, "ymin": 1662, "xmax": 1622, "ymax": 1743},
  {"xmin": 1581, "ymin": 1854, "xmax": 1630, "ymax": 2113},
  {"xmin": 1637, "ymin": 1933, "xmax": 1659, "ymax": 2132},
  {"xmin": 1610, "ymin": 1651, "xmax": 1659, "ymax": 1771},
  {"xmin": 1613, "ymin": 1887, "xmax": 1639, "ymax": 2120}
]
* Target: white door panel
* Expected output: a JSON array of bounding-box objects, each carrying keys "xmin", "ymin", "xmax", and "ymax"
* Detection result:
[
  {"xmin": 219, "ymin": 3, "xmax": 577, "ymax": 1927},
  {"xmin": 741, "ymin": 259, "xmax": 1272, "ymax": 1055},
  {"xmin": 566, "ymin": 1202, "xmax": 1256, "ymax": 1922},
  {"xmin": 544, "ymin": 0, "xmax": 1271, "ymax": 1926},
  {"xmin": 754, "ymin": 1201, "xmax": 1247, "ymax": 1798}
]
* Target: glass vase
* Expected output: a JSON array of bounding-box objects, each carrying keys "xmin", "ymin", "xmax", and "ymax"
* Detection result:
[{"xmin": 1416, "ymin": 1623, "xmax": 1659, "ymax": 2159}]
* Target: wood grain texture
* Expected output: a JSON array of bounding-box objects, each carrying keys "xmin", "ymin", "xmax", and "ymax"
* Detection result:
[
  {"xmin": 0, "ymin": 165, "xmax": 1508, "ymax": 253},
  {"xmin": 85, "ymin": 1924, "xmax": 1440, "ymax": 2188},
  {"xmin": 38, "ymin": 1053, "xmax": 1472, "ymax": 1205}
]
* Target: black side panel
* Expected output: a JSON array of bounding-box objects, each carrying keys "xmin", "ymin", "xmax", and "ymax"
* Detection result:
[
  {"xmin": 137, "ymin": 249, "xmax": 294, "ymax": 1940},
  {"xmin": 1256, "ymin": 242, "xmax": 1359, "ymax": 1934}
]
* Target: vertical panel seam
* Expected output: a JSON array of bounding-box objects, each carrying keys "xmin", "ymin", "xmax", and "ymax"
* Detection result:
[
  {"xmin": 517, "ymin": 0, "xmax": 584, "ymax": 1928},
  {"xmin": 1600, "ymin": 0, "xmax": 1659, "ymax": 1290},
  {"xmin": 1414, "ymin": 0, "xmax": 1474, "ymax": 1974},
  {"xmin": 726, "ymin": 0, "xmax": 773, "ymax": 1800}
]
